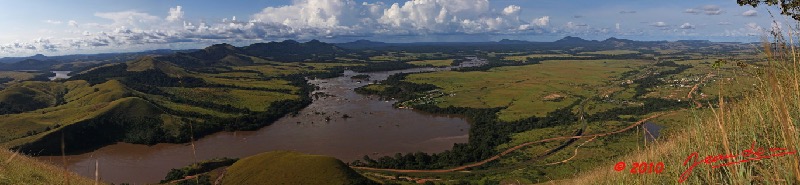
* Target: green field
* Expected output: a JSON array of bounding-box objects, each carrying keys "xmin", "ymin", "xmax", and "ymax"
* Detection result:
[
  {"xmin": 405, "ymin": 60, "xmax": 647, "ymax": 121},
  {"xmin": 161, "ymin": 87, "xmax": 299, "ymax": 112},
  {"xmin": 579, "ymin": 50, "xmax": 640, "ymax": 55},
  {"xmin": 503, "ymin": 54, "xmax": 591, "ymax": 61},
  {"xmin": 0, "ymin": 71, "xmax": 38, "ymax": 83},
  {"xmin": 232, "ymin": 62, "xmax": 362, "ymax": 77},
  {"xmin": 408, "ymin": 59, "xmax": 453, "ymax": 67}
]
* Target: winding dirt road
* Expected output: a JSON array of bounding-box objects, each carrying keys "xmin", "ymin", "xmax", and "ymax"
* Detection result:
[
  {"xmin": 687, "ymin": 72, "xmax": 714, "ymax": 108},
  {"xmin": 352, "ymin": 111, "xmax": 676, "ymax": 173}
]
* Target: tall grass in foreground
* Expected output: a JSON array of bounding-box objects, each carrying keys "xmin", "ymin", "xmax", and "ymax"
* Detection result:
[
  {"xmin": 0, "ymin": 148, "xmax": 95, "ymax": 184},
  {"xmin": 566, "ymin": 31, "xmax": 800, "ymax": 185}
]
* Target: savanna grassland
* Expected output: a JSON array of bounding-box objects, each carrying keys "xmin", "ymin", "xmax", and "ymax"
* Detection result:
[{"xmin": 352, "ymin": 38, "xmax": 767, "ymax": 184}]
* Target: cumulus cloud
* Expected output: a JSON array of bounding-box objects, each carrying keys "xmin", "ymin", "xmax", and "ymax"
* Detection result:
[
  {"xmin": 247, "ymin": 0, "xmax": 534, "ymax": 35},
  {"xmin": 166, "ymin": 6, "xmax": 184, "ymax": 22},
  {"xmin": 2, "ymin": 0, "xmax": 551, "ymax": 55},
  {"xmin": 684, "ymin": 8, "xmax": 699, "ymax": 14},
  {"xmin": 1, "ymin": 38, "xmax": 59, "ymax": 54},
  {"xmin": 742, "ymin": 10, "xmax": 757, "ymax": 17},
  {"xmin": 533, "ymin": 16, "xmax": 549, "ymax": 26},
  {"xmin": 679, "ymin": 23, "xmax": 695, "ymax": 29},
  {"xmin": 44, "ymin": 20, "xmax": 62, "ymax": 25},
  {"xmin": 502, "ymin": 5, "xmax": 521, "ymax": 16}
]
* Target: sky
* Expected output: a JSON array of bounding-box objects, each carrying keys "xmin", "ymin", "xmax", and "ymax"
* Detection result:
[{"xmin": 0, "ymin": 0, "xmax": 790, "ymax": 57}]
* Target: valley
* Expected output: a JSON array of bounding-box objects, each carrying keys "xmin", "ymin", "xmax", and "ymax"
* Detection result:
[{"xmin": 0, "ymin": 38, "xmax": 766, "ymax": 184}]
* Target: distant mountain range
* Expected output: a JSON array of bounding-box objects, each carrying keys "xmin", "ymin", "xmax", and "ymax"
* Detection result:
[
  {"xmin": 0, "ymin": 49, "xmax": 183, "ymax": 64},
  {"xmin": 0, "ymin": 37, "xmax": 746, "ymax": 71},
  {"xmin": 0, "ymin": 40, "xmax": 346, "ymax": 71}
]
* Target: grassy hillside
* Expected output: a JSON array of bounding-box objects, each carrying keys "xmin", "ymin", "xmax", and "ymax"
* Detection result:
[
  {"xmin": 223, "ymin": 151, "xmax": 377, "ymax": 185},
  {"xmin": 405, "ymin": 59, "xmax": 653, "ymax": 121},
  {"xmin": 0, "ymin": 54, "xmax": 318, "ymax": 155},
  {"xmin": 565, "ymin": 44, "xmax": 800, "ymax": 183},
  {"xmin": 0, "ymin": 149, "xmax": 96, "ymax": 184},
  {"xmin": 0, "ymin": 81, "xmax": 63, "ymax": 114}
]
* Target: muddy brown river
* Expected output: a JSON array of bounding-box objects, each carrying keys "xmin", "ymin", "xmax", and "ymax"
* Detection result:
[{"xmin": 36, "ymin": 67, "xmax": 472, "ymax": 184}]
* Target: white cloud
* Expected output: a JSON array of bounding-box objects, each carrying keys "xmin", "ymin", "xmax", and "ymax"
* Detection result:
[
  {"xmin": 1, "ymin": 0, "xmax": 552, "ymax": 56},
  {"xmin": 718, "ymin": 22, "xmax": 731, "ymax": 25},
  {"xmin": 502, "ymin": 5, "xmax": 521, "ymax": 16},
  {"xmin": 68, "ymin": 20, "xmax": 79, "ymax": 27},
  {"xmin": 533, "ymin": 16, "xmax": 549, "ymax": 26},
  {"xmin": 742, "ymin": 10, "xmax": 757, "ymax": 17},
  {"xmin": 685, "ymin": 5, "xmax": 723, "ymax": 15},
  {"xmin": 1, "ymin": 38, "xmax": 59, "ymax": 53},
  {"xmin": 247, "ymin": 0, "xmax": 532, "ymax": 35},
  {"xmin": 652, "ymin": 22, "xmax": 668, "ymax": 27},
  {"xmin": 719, "ymin": 22, "xmax": 767, "ymax": 37},
  {"xmin": 746, "ymin": 22, "xmax": 763, "ymax": 32},
  {"xmin": 44, "ymin": 20, "xmax": 62, "ymax": 25},
  {"xmin": 166, "ymin": 6, "xmax": 184, "ymax": 22},
  {"xmin": 252, "ymin": 0, "xmax": 371, "ymax": 30},
  {"xmin": 680, "ymin": 23, "xmax": 695, "ymax": 29},
  {"xmin": 701, "ymin": 5, "xmax": 722, "ymax": 15},
  {"xmin": 94, "ymin": 10, "xmax": 160, "ymax": 27},
  {"xmin": 566, "ymin": 21, "xmax": 587, "ymax": 29},
  {"xmin": 684, "ymin": 8, "xmax": 699, "ymax": 14}
]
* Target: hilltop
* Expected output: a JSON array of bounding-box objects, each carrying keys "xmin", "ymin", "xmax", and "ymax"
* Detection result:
[{"xmin": 222, "ymin": 151, "xmax": 377, "ymax": 185}]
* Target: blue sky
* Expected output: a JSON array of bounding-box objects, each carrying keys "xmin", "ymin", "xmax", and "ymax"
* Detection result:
[{"xmin": 0, "ymin": 0, "xmax": 787, "ymax": 57}]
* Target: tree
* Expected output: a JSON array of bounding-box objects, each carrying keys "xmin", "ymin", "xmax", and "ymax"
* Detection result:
[{"xmin": 738, "ymin": 0, "xmax": 800, "ymax": 20}]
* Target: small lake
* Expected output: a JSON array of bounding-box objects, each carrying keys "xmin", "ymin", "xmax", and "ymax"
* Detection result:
[
  {"xmin": 643, "ymin": 121, "xmax": 662, "ymax": 142},
  {"xmin": 49, "ymin": 71, "xmax": 71, "ymax": 80},
  {"xmin": 36, "ymin": 66, "xmax": 473, "ymax": 184}
]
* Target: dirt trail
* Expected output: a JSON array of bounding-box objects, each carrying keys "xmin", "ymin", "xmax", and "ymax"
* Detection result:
[
  {"xmin": 352, "ymin": 111, "xmax": 675, "ymax": 173},
  {"xmin": 687, "ymin": 72, "xmax": 714, "ymax": 108}
]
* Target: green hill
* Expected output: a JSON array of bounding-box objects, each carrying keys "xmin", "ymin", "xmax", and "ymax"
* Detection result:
[
  {"xmin": 0, "ymin": 148, "xmax": 96, "ymax": 184},
  {"xmin": 223, "ymin": 151, "xmax": 377, "ymax": 185},
  {"xmin": 0, "ymin": 81, "xmax": 64, "ymax": 114},
  {"xmin": 125, "ymin": 56, "xmax": 191, "ymax": 77},
  {"xmin": 0, "ymin": 42, "xmax": 332, "ymax": 155}
]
